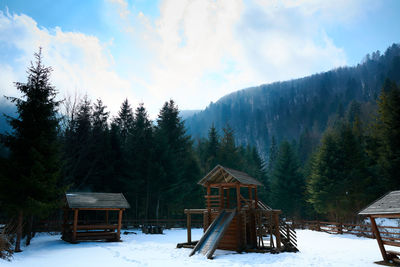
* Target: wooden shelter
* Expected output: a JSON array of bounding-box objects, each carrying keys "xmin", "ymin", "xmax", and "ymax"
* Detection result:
[
  {"xmin": 180, "ymin": 165, "xmax": 297, "ymax": 258},
  {"xmin": 359, "ymin": 190, "xmax": 400, "ymax": 264},
  {"xmin": 62, "ymin": 192, "xmax": 130, "ymax": 243}
]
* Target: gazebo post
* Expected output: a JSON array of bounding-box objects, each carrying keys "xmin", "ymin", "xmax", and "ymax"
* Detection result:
[
  {"xmin": 117, "ymin": 209, "xmax": 123, "ymax": 241},
  {"xmin": 73, "ymin": 209, "xmax": 79, "ymax": 242},
  {"xmin": 370, "ymin": 216, "xmax": 388, "ymax": 261}
]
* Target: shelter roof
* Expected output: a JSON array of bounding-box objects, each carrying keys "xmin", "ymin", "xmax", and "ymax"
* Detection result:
[
  {"xmin": 65, "ymin": 192, "xmax": 130, "ymax": 209},
  {"xmin": 359, "ymin": 190, "xmax": 400, "ymax": 215},
  {"xmin": 198, "ymin": 165, "xmax": 263, "ymax": 187}
]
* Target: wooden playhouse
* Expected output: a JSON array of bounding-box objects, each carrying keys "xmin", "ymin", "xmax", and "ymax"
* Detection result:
[
  {"xmin": 179, "ymin": 165, "xmax": 297, "ymax": 258},
  {"xmin": 62, "ymin": 192, "xmax": 130, "ymax": 243}
]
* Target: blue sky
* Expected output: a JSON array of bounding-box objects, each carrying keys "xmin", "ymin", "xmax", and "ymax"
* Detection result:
[{"xmin": 0, "ymin": 0, "xmax": 399, "ymax": 117}]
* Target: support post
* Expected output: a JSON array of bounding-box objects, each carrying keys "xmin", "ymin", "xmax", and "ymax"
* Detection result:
[
  {"xmin": 254, "ymin": 186, "xmax": 258, "ymax": 209},
  {"xmin": 219, "ymin": 186, "xmax": 223, "ymax": 210},
  {"xmin": 73, "ymin": 209, "xmax": 79, "ymax": 242},
  {"xmin": 370, "ymin": 216, "xmax": 388, "ymax": 261},
  {"xmin": 62, "ymin": 208, "xmax": 68, "ymax": 237},
  {"xmin": 226, "ymin": 188, "xmax": 230, "ymax": 209},
  {"xmin": 117, "ymin": 209, "xmax": 123, "ymax": 241},
  {"xmin": 236, "ymin": 183, "xmax": 241, "ymax": 211},
  {"xmin": 248, "ymin": 186, "xmax": 253, "ymax": 201},
  {"xmin": 274, "ymin": 212, "xmax": 281, "ymax": 250},
  {"xmin": 105, "ymin": 210, "xmax": 109, "ymax": 225},
  {"xmin": 207, "ymin": 184, "xmax": 211, "ymax": 225},
  {"xmin": 187, "ymin": 212, "xmax": 191, "ymax": 243}
]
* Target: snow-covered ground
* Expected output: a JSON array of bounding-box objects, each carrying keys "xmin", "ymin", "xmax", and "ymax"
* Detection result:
[{"xmin": 0, "ymin": 228, "xmax": 392, "ymax": 267}]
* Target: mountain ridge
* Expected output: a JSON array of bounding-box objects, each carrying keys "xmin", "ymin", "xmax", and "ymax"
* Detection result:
[{"xmin": 184, "ymin": 43, "xmax": 400, "ymax": 157}]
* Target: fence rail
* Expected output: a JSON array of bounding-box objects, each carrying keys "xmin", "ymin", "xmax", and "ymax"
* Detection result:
[
  {"xmin": 295, "ymin": 220, "xmax": 400, "ymax": 243},
  {"xmin": 5, "ymin": 218, "xmax": 204, "ymax": 233}
]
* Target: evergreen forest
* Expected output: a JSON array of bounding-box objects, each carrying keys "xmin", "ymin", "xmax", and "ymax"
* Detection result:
[{"xmin": 0, "ymin": 44, "xmax": 400, "ymax": 252}]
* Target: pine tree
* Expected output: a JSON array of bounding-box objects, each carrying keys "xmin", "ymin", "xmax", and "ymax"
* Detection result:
[
  {"xmin": 154, "ymin": 100, "xmax": 201, "ymax": 218},
  {"xmin": 129, "ymin": 103, "xmax": 153, "ymax": 219},
  {"xmin": 205, "ymin": 123, "xmax": 219, "ymax": 170},
  {"xmin": 268, "ymin": 136, "xmax": 278, "ymax": 173},
  {"xmin": 218, "ymin": 125, "xmax": 241, "ymax": 169},
  {"xmin": 373, "ymin": 79, "xmax": 400, "ymax": 191},
  {"xmin": 270, "ymin": 141, "xmax": 304, "ymax": 218},
  {"xmin": 0, "ymin": 49, "xmax": 63, "ymax": 251},
  {"xmin": 90, "ymin": 99, "xmax": 112, "ymax": 191},
  {"xmin": 114, "ymin": 98, "xmax": 134, "ymax": 145}
]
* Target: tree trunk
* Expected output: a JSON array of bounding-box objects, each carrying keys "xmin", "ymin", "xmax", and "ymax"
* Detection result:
[
  {"xmin": 156, "ymin": 196, "xmax": 160, "ymax": 221},
  {"xmin": 25, "ymin": 215, "xmax": 34, "ymax": 246},
  {"xmin": 15, "ymin": 210, "xmax": 23, "ymax": 252}
]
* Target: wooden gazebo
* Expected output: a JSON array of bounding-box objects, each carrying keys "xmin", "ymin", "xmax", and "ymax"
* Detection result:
[
  {"xmin": 181, "ymin": 165, "xmax": 297, "ymax": 258},
  {"xmin": 359, "ymin": 190, "xmax": 400, "ymax": 264},
  {"xmin": 62, "ymin": 192, "xmax": 130, "ymax": 243}
]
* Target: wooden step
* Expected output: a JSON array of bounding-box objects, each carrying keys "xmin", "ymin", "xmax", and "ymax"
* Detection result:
[{"xmin": 387, "ymin": 250, "xmax": 400, "ymax": 256}]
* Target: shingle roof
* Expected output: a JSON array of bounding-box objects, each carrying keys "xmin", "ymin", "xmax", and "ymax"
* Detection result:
[
  {"xmin": 359, "ymin": 190, "xmax": 400, "ymax": 215},
  {"xmin": 65, "ymin": 192, "xmax": 130, "ymax": 209},
  {"xmin": 198, "ymin": 165, "xmax": 263, "ymax": 187}
]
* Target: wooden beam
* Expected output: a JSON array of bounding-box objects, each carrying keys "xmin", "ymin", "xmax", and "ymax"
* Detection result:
[
  {"xmin": 236, "ymin": 183, "xmax": 241, "ymax": 211},
  {"xmin": 226, "ymin": 188, "xmax": 230, "ymax": 209},
  {"xmin": 370, "ymin": 214, "xmax": 400, "ymax": 218},
  {"xmin": 219, "ymin": 186, "xmax": 224, "ymax": 210},
  {"xmin": 73, "ymin": 209, "xmax": 79, "ymax": 242},
  {"xmin": 184, "ymin": 209, "xmax": 207, "ymax": 214},
  {"xmin": 254, "ymin": 187, "xmax": 258, "ymax": 209},
  {"xmin": 209, "ymin": 183, "xmax": 238, "ymax": 188},
  {"xmin": 370, "ymin": 216, "xmax": 388, "ymax": 261},
  {"xmin": 105, "ymin": 210, "xmax": 109, "ymax": 225},
  {"xmin": 117, "ymin": 209, "xmax": 123, "ymax": 241},
  {"xmin": 207, "ymin": 184, "xmax": 211, "ymax": 225},
  {"xmin": 72, "ymin": 208, "xmax": 125, "ymax": 211},
  {"xmin": 274, "ymin": 212, "xmax": 281, "ymax": 250},
  {"xmin": 187, "ymin": 213, "xmax": 191, "ymax": 243}
]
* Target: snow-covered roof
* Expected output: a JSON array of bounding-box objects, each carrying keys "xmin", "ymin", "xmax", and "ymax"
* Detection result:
[
  {"xmin": 65, "ymin": 192, "xmax": 130, "ymax": 209},
  {"xmin": 359, "ymin": 190, "xmax": 400, "ymax": 215},
  {"xmin": 198, "ymin": 165, "xmax": 263, "ymax": 187}
]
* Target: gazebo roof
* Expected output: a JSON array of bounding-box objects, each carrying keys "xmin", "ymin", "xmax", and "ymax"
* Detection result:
[
  {"xmin": 198, "ymin": 165, "xmax": 263, "ymax": 187},
  {"xmin": 359, "ymin": 190, "xmax": 400, "ymax": 215},
  {"xmin": 65, "ymin": 192, "xmax": 130, "ymax": 209}
]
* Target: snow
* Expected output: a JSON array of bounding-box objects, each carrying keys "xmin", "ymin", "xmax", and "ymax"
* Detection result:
[{"xmin": 0, "ymin": 228, "xmax": 391, "ymax": 267}]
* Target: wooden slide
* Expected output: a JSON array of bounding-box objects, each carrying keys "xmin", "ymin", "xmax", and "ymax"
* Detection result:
[{"xmin": 189, "ymin": 209, "xmax": 237, "ymax": 259}]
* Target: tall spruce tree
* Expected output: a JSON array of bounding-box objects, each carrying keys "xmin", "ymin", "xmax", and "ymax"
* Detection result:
[
  {"xmin": 373, "ymin": 79, "xmax": 400, "ymax": 191},
  {"xmin": 154, "ymin": 100, "xmax": 201, "ymax": 218},
  {"xmin": 0, "ymin": 49, "xmax": 62, "ymax": 251},
  {"xmin": 206, "ymin": 123, "xmax": 219, "ymax": 170},
  {"xmin": 130, "ymin": 103, "xmax": 153, "ymax": 219},
  {"xmin": 270, "ymin": 141, "xmax": 304, "ymax": 218}
]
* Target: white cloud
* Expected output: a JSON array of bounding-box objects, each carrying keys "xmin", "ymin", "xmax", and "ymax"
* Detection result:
[
  {"xmin": 0, "ymin": 11, "xmax": 134, "ymax": 115},
  {"xmin": 125, "ymin": 0, "xmax": 369, "ymax": 112}
]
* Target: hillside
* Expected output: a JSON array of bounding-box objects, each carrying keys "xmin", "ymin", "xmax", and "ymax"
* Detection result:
[{"xmin": 185, "ymin": 44, "xmax": 400, "ymax": 157}]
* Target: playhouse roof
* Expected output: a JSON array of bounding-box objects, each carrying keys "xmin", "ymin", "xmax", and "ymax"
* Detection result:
[
  {"xmin": 359, "ymin": 190, "xmax": 400, "ymax": 215},
  {"xmin": 198, "ymin": 165, "xmax": 263, "ymax": 187},
  {"xmin": 65, "ymin": 192, "xmax": 130, "ymax": 209}
]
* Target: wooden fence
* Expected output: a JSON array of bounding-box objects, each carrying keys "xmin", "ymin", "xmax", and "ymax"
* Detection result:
[
  {"xmin": 295, "ymin": 220, "xmax": 400, "ymax": 242},
  {"xmin": 0, "ymin": 218, "xmax": 204, "ymax": 233}
]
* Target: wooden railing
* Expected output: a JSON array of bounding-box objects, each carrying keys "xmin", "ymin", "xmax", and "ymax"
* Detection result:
[{"xmin": 295, "ymin": 220, "xmax": 400, "ymax": 246}]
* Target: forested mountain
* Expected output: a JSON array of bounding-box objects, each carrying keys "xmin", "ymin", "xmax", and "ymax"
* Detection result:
[{"xmin": 185, "ymin": 44, "xmax": 400, "ymax": 158}]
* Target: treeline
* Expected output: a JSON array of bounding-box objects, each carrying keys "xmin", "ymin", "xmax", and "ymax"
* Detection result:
[
  {"xmin": 265, "ymin": 79, "xmax": 400, "ymax": 222},
  {"xmin": 0, "ymin": 50, "xmax": 266, "ymax": 252},
  {"xmin": 186, "ymin": 43, "xmax": 400, "ymax": 156}
]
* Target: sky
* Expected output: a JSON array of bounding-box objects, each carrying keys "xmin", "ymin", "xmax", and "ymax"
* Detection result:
[{"xmin": 0, "ymin": 0, "xmax": 399, "ymax": 118}]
